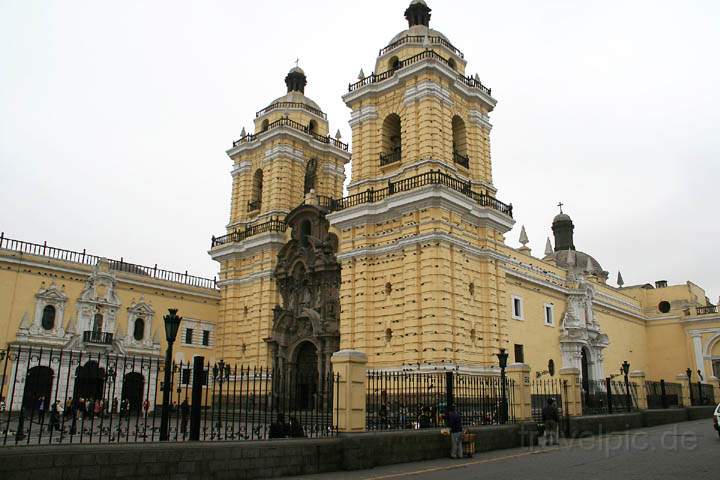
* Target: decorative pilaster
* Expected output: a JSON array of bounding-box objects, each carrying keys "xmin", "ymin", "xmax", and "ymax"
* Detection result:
[
  {"xmin": 506, "ymin": 363, "xmax": 531, "ymax": 420},
  {"xmin": 629, "ymin": 370, "xmax": 647, "ymax": 410},
  {"xmin": 331, "ymin": 350, "xmax": 367, "ymax": 432},
  {"xmin": 559, "ymin": 367, "xmax": 583, "ymax": 416}
]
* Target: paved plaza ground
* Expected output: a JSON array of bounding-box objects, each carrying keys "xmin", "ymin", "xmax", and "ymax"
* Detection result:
[{"xmin": 281, "ymin": 419, "xmax": 718, "ymax": 480}]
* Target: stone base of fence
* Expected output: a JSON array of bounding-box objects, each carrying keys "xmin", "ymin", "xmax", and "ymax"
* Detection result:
[
  {"xmin": 566, "ymin": 406, "xmax": 716, "ymax": 438},
  {"xmin": 0, "ymin": 423, "xmax": 536, "ymax": 480}
]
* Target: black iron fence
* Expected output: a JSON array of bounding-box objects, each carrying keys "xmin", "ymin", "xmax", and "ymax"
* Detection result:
[
  {"xmin": 531, "ymin": 379, "xmax": 568, "ymax": 437},
  {"xmin": 0, "ymin": 347, "xmax": 338, "ymax": 446},
  {"xmin": 0, "ymin": 233, "xmax": 217, "ymax": 290},
  {"xmin": 582, "ymin": 379, "xmax": 639, "ymax": 415},
  {"xmin": 645, "ymin": 380, "xmax": 683, "ymax": 409},
  {"xmin": 366, "ymin": 370, "xmax": 515, "ymax": 431},
  {"xmin": 691, "ymin": 382, "xmax": 716, "ymax": 406}
]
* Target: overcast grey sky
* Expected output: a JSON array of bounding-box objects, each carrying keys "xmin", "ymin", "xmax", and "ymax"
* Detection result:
[{"xmin": 1, "ymin": 0, "xmax": 718, "ymax": 302}]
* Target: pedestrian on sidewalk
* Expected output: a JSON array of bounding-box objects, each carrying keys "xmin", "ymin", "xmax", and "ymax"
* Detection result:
[
  {"xmin": 445, "ymin": 406, "xmax": 463, "ymax": 459},
  {"xmin": 542, "ymin": 398, "xmax": 560, "ymax": 446}
]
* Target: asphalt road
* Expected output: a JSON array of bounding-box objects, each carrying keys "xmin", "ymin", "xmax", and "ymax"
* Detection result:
[{"xmin": 282, "ymin": 419, "xmax": 719, "ymax": 480}]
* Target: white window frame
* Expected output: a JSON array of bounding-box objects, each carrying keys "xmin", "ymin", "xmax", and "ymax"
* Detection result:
[
  {"xmin": 511, "ymin": 295, "xmax": 524, "ymax": 320},
  {"xmin": 544, "ymin": 303, "xmax": 555, "ymax": 326}
]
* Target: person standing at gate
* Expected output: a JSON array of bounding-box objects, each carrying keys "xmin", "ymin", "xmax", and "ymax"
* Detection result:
[
  {"xmin": 37, "ymin": 396, "xmax": 46, "ymax": 426},
  {"xmin": 542, "ymin": 398, "xmax": 560, "ymax": 446},
  {"xmin": 445, "ymin": 406, "xmax": 463, "ymax": 459}
]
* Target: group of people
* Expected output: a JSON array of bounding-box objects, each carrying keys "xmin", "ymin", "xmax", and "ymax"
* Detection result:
[
  {"xmin": 268, "ymin": 414, "xmax": 306, "ymax": 438},
  {"xmin": 26, "ymin": 395, "xmax": 152, "ymax": 433},
  {"xmin": 442, "ymin": 398, "xmax": 560, "ymax": 460}
]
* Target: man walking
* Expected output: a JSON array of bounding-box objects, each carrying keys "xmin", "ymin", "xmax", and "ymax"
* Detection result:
[
  {"xmin": 542, "ymin": 398, "xmax": 560, "ymax": 446},
  {"xmin": 445, "ymin": 406, "xmax": 463, "ymax": 459}
]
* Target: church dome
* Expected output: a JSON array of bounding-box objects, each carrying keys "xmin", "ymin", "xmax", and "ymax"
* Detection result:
[
  {"xmin": 553, "ymin": 212, "xmax": 572, "ymax": 223},
  {"xmin": 549, "ymin": 249, "xmax": 608, "ymax": 280},
  {"xmin": 270, "ymin": 90, "xmax": 321, "ymax": 112}
]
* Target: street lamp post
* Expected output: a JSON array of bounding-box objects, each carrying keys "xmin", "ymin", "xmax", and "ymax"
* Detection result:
[
  {"xmin": 160, "ymin": 309, "xmax": 182, "ymax": 441},
  {"xmin": 685, "ymin": 368, "xmax": 694, "ymax": 407},
  {"xmin": 496, "ymin": 348, "xmax": 509, "ymax": 424},
  {"xmin": 621, "ymin": 361, "xmax": 631, "ymax": 411}
]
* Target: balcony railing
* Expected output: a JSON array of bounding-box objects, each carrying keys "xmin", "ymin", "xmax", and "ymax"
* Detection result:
[
  {"xmin": 349, "ymin": 50, "xmax": 491, "ymax": 96},
  {"xmin": 453, "ymin": 151, "xmax": 469, "ymax": 169},
  {"xmin": 255, "ymin": 101, "xmax": 327, "ymax": 119},
  {"xmin": 83, "ymin": 331, "xmax": 114, "ymax": 345},
  {"xmin": 232, "ymin": 117, "xmax": 349, "ymax": 151},
  {"xmin": 247, "ymin": 200, "xmax": 261, "ymax": 212},
  {"xmin": 211, "ymin": 172, "xmax": 512, "ymax": 248},
  {"xmin": 0, "ymin": 233, "xmax": 217, "ymax": 289},
  {"xmin": 380, "ymin": 149, "xmax": 401, "ymax": 166},
  {"xmin": 319, "ymin": 169, "xmax": 512, "ymax": 217},
  {"xmin": 696, "ymin": 305, "xmax": 718, "ymax": 315},
  {"xmin": 211, "ymin": 218, "xmax": 287, "ymax": 248},
  {"xmin": 379, "ymin": 34, "xmax": 465, "ymax": 59}
]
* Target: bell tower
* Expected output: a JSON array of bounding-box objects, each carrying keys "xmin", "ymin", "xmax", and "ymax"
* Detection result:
[
  {"xmin": 328, "ymin": 1, "xmax": 514, "ymax": 370},
  {"xmin": 210, "ymin": 67, "xmax": 350, "ymax": 366}
]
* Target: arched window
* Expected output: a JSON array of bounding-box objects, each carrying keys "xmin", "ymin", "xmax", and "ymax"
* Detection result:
[
  {"xmin": 133, "ymin": 318, "xmax": 145, "ymax": 341},
  {"xmin": 41, "ymin": 305, "xmax": 56, "ymax": 331},
  {"xmin": 304, "ymin": 158, "xmax": 317, "ymax": 194},
  {"xmin": 261, "ymin": 119, "xmax": 269, "ymax": 131},
  {"xmin": 308, "ymin": 120, "xmax": 317, "ymax": 134},
  {"xmin": 250, "ymin": 169, "xmax": 263, "ymax": 211},
  {"xmin": 452, "ymin": 115, "xmax": 468, "ymax": 168},
  {"xmin": 380, "ymin": 114, "xmax": 402, "ymax": 165},
  {"xmin": 448, "ymin": 58, "xmax": 457, "ymax": 71},
  {"xmin": 388, "ymin": 56, "xmax": 401, "ymax": 71},
  {"xmin": 93, "ymin": 313, "xmax": 103, "ymax": 333}
]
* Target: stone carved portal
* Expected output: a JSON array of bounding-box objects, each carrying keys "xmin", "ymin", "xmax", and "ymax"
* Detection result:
[{"xmin": 265, "ymin": 204, "xmax": 340, "ymax": 409}]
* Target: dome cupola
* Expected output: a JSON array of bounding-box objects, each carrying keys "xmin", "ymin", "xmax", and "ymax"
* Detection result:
[
  {"xmin": 405, "ymin": 0, "xmax": 431, "ymax": 28},
  {"xmin": 285, "ymin": 66, "xmax": 307, "ymax": 94},
  {"xmin": 552, "ymin": 205, "xmax": 575, "ymax": 252}
]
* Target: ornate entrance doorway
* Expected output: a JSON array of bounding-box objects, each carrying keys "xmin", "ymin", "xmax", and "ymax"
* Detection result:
[
  {"xmin": 265, "ymin": 204, "xmax": 341, "ymax": 408},
  {"xmin": 74, "ymin": 361, "xmax": 105, "ymax": 401},
  {"xmin": 581, "ymin": 347, "xmax": 590, "ymax": 395},
  {"xmin": 294, "ymin": 342, "xmax": 318, "ymax": 409},
  {"xmin": 22, "ymin": 366, "xmax": 54, "ymax": 412},
  {"xmin": 121, "ymin": 372, "xmax": 144, "ymax": 414}
]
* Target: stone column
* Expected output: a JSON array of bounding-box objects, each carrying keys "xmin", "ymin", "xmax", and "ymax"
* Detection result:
[
  {"xmin": 506, "ymin": 363, "xmax": 531, "ymax": 420},
  {"xmin": 331, "ymin": 350, "xmax": 367, "ymax": 433},
  {"xmin": 676, "ymin": 374, "xmax": 691, "ymax": 407},
  {"xmin": 559, "ymin": 367, "xmax": 583, "ymax": 416},
  {"xmin": 629, "ymin": 370, "xmax": 647, "ymax": 410}
]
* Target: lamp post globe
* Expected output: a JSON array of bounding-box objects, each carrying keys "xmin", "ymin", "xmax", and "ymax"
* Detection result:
[{"xmin": 160, "ymin": 308, "xmax": 182, "ymax": 441}]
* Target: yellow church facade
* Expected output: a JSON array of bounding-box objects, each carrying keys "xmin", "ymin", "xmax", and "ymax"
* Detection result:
[{"xmin": 1, "ymin": 1, "xmax": 719, "ymax": 410}]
